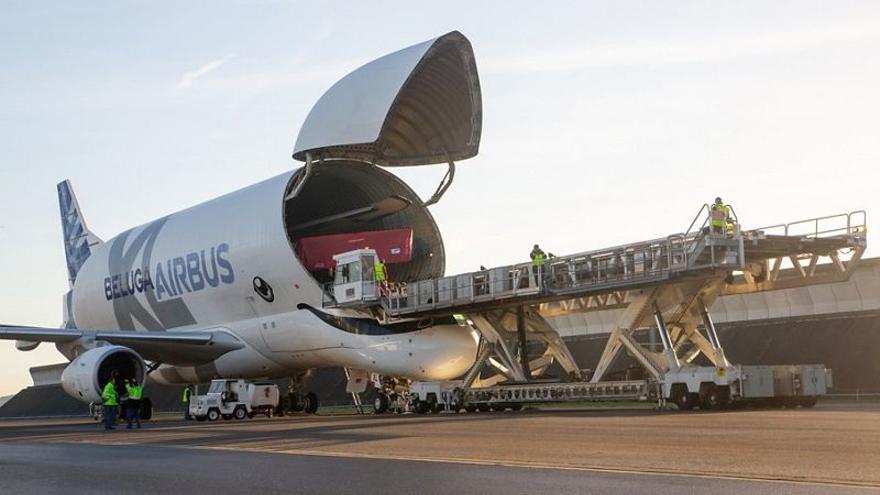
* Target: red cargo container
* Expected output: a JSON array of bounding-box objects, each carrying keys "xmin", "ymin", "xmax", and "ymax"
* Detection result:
[{"xmin": 296, "ymin": 228, "xmax": 414, "ymax": 271}]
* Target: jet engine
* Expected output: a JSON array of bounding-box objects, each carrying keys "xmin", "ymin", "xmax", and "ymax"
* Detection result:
[{"xmin": 61, "ymin": 345, "xmax": 146, "ymax": 403}]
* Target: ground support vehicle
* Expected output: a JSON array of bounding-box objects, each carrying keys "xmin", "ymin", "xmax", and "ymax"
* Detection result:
[{"xmin": 190, "ymin": 379, "xmax": 280, "ymax": 421}]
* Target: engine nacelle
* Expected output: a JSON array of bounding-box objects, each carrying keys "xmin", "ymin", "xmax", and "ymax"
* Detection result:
[{"xmin": 61, "ymin": 345, "xmax": 146, "ymax": 403}]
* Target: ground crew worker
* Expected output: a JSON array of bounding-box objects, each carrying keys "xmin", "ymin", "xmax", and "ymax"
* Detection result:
[
  {"xmin": 182, "ymin": 385, "xmax": 193, "ymax": 420},
  {"xmin": 101, "ymin": 370, "xmax": 120, "ymax": 431},
  {"xmin": 374, "ymin": 258, "xmax": 387, "ymax": 284},
  {"xmin": 530, "ymin": 244, "xmax": 546, "ymax": 286},
  {"xmin": 125, "ymin": 378, "xmax": 143, "ymax": 429},
  {"xmin": 710, "ymin": 197, "xmax": 732, "ymax": 235}
]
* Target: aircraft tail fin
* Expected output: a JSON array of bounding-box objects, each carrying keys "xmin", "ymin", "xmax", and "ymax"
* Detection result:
[{"xmin": 57, "ymin": 180, "xmax": 102, "ymax": 287}]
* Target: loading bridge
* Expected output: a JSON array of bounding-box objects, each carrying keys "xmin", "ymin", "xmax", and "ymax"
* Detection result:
[
  {"xmin": 325, "ymin": 209, "xmax": 866, "ymax": 411},
  {"xmin": 326, "ymin": 210, "xmax": 865, "ymax": 321}
]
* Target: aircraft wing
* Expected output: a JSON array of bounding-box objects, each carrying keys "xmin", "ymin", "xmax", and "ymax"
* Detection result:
[{"xmin": 0, "ymin": 325, "xmax": 245, "ymax": 366}]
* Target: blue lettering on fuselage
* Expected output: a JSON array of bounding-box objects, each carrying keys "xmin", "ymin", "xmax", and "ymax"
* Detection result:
[{"xmin": 103, "ymin": 243, "xmax": 234, "ymax": 301}]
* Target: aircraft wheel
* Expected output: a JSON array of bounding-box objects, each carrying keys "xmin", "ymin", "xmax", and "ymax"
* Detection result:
[
  {"xmin": 140, "ymin": 398, "xmax": 153, "ymax": 421},
  {"xmin": 509, "ymin": 403, "xmax": 523, "ymax": 411},
  {"xmin": 476, "ymin": 403, "xmax": 490, "ymax": 412},
  {"xmin": 413, "ymin": 401, "xmax": 429, "ymax": 414},
  {"xmin": 464, "ymin": 404, "xmax": 477, "ymax": 413},
  {"xmin": 207, "ymin": 409, "xmax": 220, "ymax": 422},
  {"xmin": 233, "ymin": 407, "xmax": 247, "ymax": 420},
  {"xmin": 303, "ymin": 392, "xmax": 319, "ymax": 414},
  {"xmin": 373, "ymin": 394, "xmax": 389, "ymax": 414},
  {"xmin": 429, "ymin": 401, "xmax": 442, "ymax": 414}
]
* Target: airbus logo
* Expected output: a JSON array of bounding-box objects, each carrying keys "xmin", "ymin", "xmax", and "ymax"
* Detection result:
[{"xmin": 104, "ymin": 243, "xmax": 234, "ymax": 301}]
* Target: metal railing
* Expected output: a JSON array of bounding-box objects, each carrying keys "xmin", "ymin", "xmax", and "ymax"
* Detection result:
[
  {"xmin": 322, "ymin": 210, "xmax": 863, "ymax": 316},
  {"xmin": 751, "ymin": 210, "xmax": 867, "ymax": 240},
  {"xmin": 361, "ymin": 233, "xmax": 742, "ymax": 315},
  {"xmin": 684, "ymin": 203, "xmax": 740, "ymax": 240}
]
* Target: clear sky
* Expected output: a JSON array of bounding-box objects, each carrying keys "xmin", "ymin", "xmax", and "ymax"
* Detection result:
[{"xmin": 1, "ymin": 1, "xmax": 878, "ymax": 396}]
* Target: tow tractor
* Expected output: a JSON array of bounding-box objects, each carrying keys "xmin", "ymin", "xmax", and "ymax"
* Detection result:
[{"xmin": 190, "ymin": 379, "xmax": 280, "ymax": 421}]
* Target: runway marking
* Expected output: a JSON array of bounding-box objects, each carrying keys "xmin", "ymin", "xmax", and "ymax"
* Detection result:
[{"xmin": 198, "ymin": 444, "xmax": 880, "ymax": 490}]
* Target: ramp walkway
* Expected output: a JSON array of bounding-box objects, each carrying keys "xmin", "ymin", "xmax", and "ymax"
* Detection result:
[{"xmin": 325, "ymin": 210, "xmax": 866, "ymax": 321}]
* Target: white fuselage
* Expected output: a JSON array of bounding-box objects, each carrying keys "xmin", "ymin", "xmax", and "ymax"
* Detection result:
[{"xmin": 64, "ymin": 170, "xmax": 477, "ymax": 384}]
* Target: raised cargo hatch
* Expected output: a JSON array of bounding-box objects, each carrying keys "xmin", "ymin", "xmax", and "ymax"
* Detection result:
[{"xmin": 293, "ymin": 31, "xmax": 482, "ymax": 166}]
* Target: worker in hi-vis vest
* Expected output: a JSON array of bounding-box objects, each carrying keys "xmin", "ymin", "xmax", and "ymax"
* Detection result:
[
  {"xmin": 710, "ymin": 197, "xmax": 732, "ymax": 235},
  {"xmin": 101, "ymin": 370, "xmax": 120, "ymax": 430},
  {"xmin": 374, "ymin": 258, "xmax": 387, "ymax": 284},
  {"xmin": 530, "ymin": 244, "xmax": 546, "ymax": 286},
  {"xmin": 182, "ymin": 385, "xmax": 193, "ymax": 420},
  {"xmin": 125, "ymin": 379, "xmax": 143, "ymax": 429}
]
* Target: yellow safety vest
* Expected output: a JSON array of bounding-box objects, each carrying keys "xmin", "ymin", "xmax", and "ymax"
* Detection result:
[
  {"xmin": 127, "ymin": 384, "xmax": 143, "ymax": 400},
  {"xmin": 531, "ymin": 251, "xmax": 546, "ymax": 266},
  {"xmin": 102, "ymin": 382, "xmax": 118, "ymax": 406},
  {"xmin": 374, "ymin": 261, "xmax": 386, "ymax": 282},
  {"xmin": 710, "ymin": 204, "xmax": 730, "ymax": 227},
  {"xmin": 182, "ymin": 388, "xmax": 191, "ymax": 402}
]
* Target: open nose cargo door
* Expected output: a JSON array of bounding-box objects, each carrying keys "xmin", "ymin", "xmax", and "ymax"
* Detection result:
[
  {"xmin": 285, "ymin": 31, "xmax": 482, "ymax": 283},
  {"xmin": 293, "ymin": 30, "xmax": 482, "ymax": 167}
]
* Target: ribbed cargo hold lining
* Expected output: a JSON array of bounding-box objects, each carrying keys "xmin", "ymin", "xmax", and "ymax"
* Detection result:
[
  {"xmin": 283, "ymin": 161, "xmax": 445, "ymax": 283},
  {"xmin": 293, "ymin": 32, "xmax": 481, "ymax": 166},
  {"xmin": 377, "ymin": 38, "xmax": 480, "ymax": 164}
]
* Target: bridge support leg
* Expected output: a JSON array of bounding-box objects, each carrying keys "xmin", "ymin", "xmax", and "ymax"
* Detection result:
[
  {"xmin": 469, "ymin": 314, "xmax": 528, "ymax": 383},
  {"xmin": 698, "ymin": 297, "xmax": 729, "ymax": 366},
  {"xmin": 524, "ymin": 310, "xmax": 582, "ymax": 379},
  {"xmin": 516, "ymin": 306, "xmax": 533, "ymax": 381},
  {"xmin": 653, "ymin": 302, "xmax": 681, "ymax": 372}
]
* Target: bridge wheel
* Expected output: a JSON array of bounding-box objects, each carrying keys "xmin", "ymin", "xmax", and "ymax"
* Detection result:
[
  {"xmin": 670, "ymin": 385, "xmax": 690, "ymax": 411},
  {"xmin": 671, "ymin": 387, "xmax": 700, "ymax": 411},
  {"xmin": 705, "ymin": 385, "xmax": 731, "ymax": 410}
]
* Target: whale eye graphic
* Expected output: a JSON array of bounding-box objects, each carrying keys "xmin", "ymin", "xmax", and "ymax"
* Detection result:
[{"xmin": 253, "ymin": 276, "xmax": 275, "ymax": 303}]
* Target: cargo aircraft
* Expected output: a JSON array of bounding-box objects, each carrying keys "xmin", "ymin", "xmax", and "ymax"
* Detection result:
[{"xmin": 0, "ymin": 31, "xmax": 482, "ymax": 413}]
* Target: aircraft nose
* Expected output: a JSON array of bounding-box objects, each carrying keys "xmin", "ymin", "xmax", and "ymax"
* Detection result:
[{"xmin": 412, "ymin": 324, "xmax": 479, "ymax": 380}]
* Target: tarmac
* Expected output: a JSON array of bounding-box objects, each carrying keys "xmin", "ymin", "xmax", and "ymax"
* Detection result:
[{"xmin": 0, "ymin": 403, "xmax": 878, "ymax": 494}]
